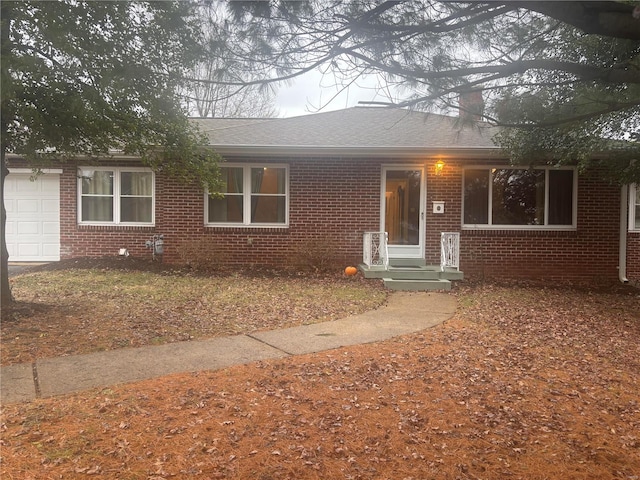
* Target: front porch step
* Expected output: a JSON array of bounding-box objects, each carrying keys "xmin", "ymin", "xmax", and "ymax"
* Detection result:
[
  {"xmin": 359, "ymin": 265, "xmax": 464, "ymax": 281},
  {"xmin": 383, "ymin": 278, "xmax": 451, "ymax": 291},
  {"xmin": 359, "ymin": 263, "xmax": 463, "ymax": 291},
  {"xmin": 388, "ymin": 258, "xmax": 426, "ymax": 267},
  {"xmin": 359, "ymin": 263, "xmax": 464, "ymax": 292}
]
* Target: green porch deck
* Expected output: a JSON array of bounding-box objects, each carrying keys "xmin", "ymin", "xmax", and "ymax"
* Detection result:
[{"xmin": 359, "ymin": 259, "xmax": 463, "ymax": 291}]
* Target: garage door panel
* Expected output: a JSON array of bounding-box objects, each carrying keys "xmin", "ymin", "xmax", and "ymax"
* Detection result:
[
  {"xmin": 40, "ymin": 177, "xmax": 60, "ymax": 193},
  {"xmin": 16, "ymin": 232, "xmax": 41, "ymax": 242},
  {"xmin": 42, "ymin": 201, "xmax": 59, "ymax": 214},
  {"xmin": 6, "ymin": 172, "xmax": 60, "ymax": 262},
  {"xmin": 42, "ymin": 236, "xmax": 59, "ymax": 246},
  {"xmin": 17, "ymin": 244, "xmax": 40, "ymax": 257},
  {"xmin": 17, "ymin": 222, "xmax": 40, "ymax": 235},
  {"xmin": 42, "ymin": 221, "xmax": 59, "ymax": 234},
  {"xmin": 18, "ymin": 179, "xmax": 40, "ymax": 193},
  {"xmin": 17, "ymin": 199, "xmax": 40, "ymax": 214},
  {"xmin": 4, "ymin": 178, "xmax": 17, "ymax": 193},
  {"xmin": 5, "ymin": 198, "xmax": 16, "ymax": 214},
  {"xmin": 42, "ymin": 244, "xmax": 60, "ymax": 256}
]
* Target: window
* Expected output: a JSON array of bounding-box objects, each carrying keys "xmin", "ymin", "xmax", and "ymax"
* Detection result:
[
  {"xmin": 630, "ymin": 184, "xmax": 640, "ymax": 231},
  {"xmin": 463, "ymin": 167, "xmax": 576, "ymax": 228},
  {"xmin": 207, "ymin": 165, "xmax": 288, "ymax": 226},
  {"xmin": 78, "ymin": 168, "xmax": 154, "ymax": 225}
]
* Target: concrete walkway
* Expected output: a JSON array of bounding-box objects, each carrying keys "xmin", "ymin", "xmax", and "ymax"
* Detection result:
[{"xmin": 0, "ymin": 292, "xmax": 456, "ymax": 404}]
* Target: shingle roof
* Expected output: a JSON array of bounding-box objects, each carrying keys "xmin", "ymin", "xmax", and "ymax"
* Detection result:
[{"xmin": 192, "ymin": 107, "xmax": 501, "ymax": 157}]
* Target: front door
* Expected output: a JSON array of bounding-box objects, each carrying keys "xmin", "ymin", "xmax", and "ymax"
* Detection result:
[{"xmin": 381, "ymin": 166, "xmax": 425, "ymax": 259}]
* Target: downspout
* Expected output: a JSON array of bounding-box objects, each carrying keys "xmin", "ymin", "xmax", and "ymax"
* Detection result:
[{"xmin": 619, "ymin": 185, "xmax": 629, "ymax": 284}]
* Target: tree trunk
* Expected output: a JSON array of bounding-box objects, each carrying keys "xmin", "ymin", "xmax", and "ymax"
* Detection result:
[
  {"xmin": 1, "ymin": 150, "xmax": 13, "ymax": 305},
  {"xmin": 1, "ymin": 2, "xmax": 14, "ymax": 305}
]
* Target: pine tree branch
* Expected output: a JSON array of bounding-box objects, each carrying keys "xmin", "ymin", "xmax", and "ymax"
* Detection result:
[{"xmin": 515, "ymin": 1, "xmax": 640, "ymax": 40}]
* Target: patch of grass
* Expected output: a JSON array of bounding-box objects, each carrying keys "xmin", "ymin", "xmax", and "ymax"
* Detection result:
[{"xmin": 2, "ymin": 264, "xmax": 388, "ymax": 365}]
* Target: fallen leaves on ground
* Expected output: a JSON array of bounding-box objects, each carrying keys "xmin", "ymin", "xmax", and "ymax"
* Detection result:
[
  {"xmin": 1, "ymin": 282, "xmax": 639, "ymax": 479},
  {"xmin": 0, "ymin": 260, "xmax": 640, "ymax": 480},
  {"xmin": 1, "ymin": 258, "xmax": 387, "ymax": 366}
]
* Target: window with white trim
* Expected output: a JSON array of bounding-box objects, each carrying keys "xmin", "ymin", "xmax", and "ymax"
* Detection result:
[
  {"xmin": 78, "ymin": 167, "xmax": 154, "ymax": 225},
  {"xmin": 463, "ymin": 167, "xmax": 576, "ymax": 228},
  {"xmin": 206, "ymin": 164, "xmax": 288, "ymax": 226},
  {"xmin": 630, "ymin": 184, "xmax": 640, "ymax": 231}
]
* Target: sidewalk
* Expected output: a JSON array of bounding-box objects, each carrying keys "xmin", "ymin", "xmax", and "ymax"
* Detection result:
[{"xmin": 1, "ymin": 292, "xmax": 456, "ymax": 404}]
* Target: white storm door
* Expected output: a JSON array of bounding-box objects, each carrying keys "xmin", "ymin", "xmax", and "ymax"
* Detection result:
[{"xmin": 381, "ymin": 166, "xmax": 425, "ymax": 259}]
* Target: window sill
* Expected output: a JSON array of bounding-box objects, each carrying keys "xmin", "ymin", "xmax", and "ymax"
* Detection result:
[
  {"xmin": 462, "ymin": 225, "xmax": 576, "ymax": 232},
  {"xmin": 78, "ymin": 223, "xmax": 156, "ymax": 229},
  {"xmin": 205, "ymin": 224, "xmax": 288, "ymax": 229},
  {"xmin": 205, "ymin": 224, "xmax": 289, "ymax": 234},
  {"xmin": 461, "ymin": 226, "xmax": 577, "ymax": 237}
]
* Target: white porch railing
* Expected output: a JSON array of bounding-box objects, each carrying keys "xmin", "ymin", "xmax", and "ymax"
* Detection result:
[
  {"xmin": 363, "ymin": 231, "xmax": 389, "ymax": 269},
  {"xmin": 441, "ymin": 232, "xmax": 460, "ymax": 271}
]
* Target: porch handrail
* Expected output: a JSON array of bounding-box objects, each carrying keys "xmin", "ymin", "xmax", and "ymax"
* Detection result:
[
  {"xmin": 441, "ymin": 232, "xmax": 460, "ymax": 271},
  {"xmin": 363, "ymin": 231, "xmax": 389, "ymax": 269}
]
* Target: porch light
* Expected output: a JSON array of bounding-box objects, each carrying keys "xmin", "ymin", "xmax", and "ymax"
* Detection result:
[{"xmin": 435, "ymin": 160, "xmax": 445, "ymax": 176}]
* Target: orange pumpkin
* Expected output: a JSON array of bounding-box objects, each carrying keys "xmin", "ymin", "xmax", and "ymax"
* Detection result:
[{"xmin": 345, "ymin": 266, "xmax": 358, "ymax": 276}]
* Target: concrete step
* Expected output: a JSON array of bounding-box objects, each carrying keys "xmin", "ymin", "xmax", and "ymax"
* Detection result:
[
  {"xmin": 360, "ymin": 261, "xmax": 463, "ymax": 292},
  {"xmin": 360, "ymin": 265, "xmax": 440, "ymax": 280},
  {"xmin": 383, "ymin": 278, "xmax": 452, "ymax": 291},
  {"xmin": 359, "ymin": 264, "xmax": 464, "ymax": 281},
  {"xmin": 388, "ymin": 258, "xmax": 426, "ymax": 267},
  {"xmin": 440, "ymin": 269, "xmax": 464, "ymax": 281}
]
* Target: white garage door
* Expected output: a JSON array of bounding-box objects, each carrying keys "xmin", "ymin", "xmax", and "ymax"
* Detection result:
[{"xmin": 5, "ymin": 169, "xmax": 61, "ymax": 262}]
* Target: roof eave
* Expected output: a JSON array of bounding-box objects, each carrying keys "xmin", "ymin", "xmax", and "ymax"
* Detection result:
[
  {"xmin": 208, "ymin": 144, "xmax": 506, "ymax": 159},
  {"xmin": 5, "ymin": 152, "xmax": 140, "ymax": 162}
]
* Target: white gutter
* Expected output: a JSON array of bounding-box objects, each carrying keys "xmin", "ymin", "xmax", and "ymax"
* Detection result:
[
  {"xmin": 619, "ymin": 184, "xmax": 629, "ymax": 283},
  {"xmin": 208, "ymin": 144, "xmax": 506, "ymax": 159},
  {"xmin": 6, "ymin": 152, "xmax": 139, "ymax": 162},
  {"xmin": 8, "ymin": 167, "xmax": 63, "ymax": 174}
]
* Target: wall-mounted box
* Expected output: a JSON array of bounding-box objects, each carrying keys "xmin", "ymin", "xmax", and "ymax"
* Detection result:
[{"xmin": 432, "ymin": 201, "xmax": 445, "ymax": 214}]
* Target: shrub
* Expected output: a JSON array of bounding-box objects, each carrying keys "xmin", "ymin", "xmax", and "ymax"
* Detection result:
[
  {"xmin": 292, "ymin": 236, "xmax": 344, "ymax": 273},
  {"xmin": 177, "ymin": 238, "xmax": 227, "ymax": 273}
]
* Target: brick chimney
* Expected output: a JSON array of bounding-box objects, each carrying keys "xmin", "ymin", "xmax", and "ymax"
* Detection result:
[{"xmin": 459, "ymin": 89, "xmax": 484, "ymax": 122}]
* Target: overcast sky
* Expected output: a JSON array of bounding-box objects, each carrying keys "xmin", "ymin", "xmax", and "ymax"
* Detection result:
[{"xmin": 273, "ymin": 69, "xmax": 402, "ymax": 117}]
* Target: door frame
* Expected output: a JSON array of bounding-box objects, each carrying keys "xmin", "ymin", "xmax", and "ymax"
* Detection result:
[{"xmin": 380, "ymin": 165, "xmax": 426, "ymax": 260}]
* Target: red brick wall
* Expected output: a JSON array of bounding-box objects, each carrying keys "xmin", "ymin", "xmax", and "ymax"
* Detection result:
[
  {"xmin": 53, "ymin": 158, "xmax": 638, "ymax": 283},
  {"xmin": 170, "ymin": 157, "xmax": 383, "ymax": 268},
  {"xmin": 425, "ymin": 162, "xmax": 624, "ymax": 283},
  {"xmin": 58, "ymin": 158, "xmax": 384, "ymax": 268},
  {"xmin": 424, "ymin": 160, "xmax": 464, "ymax": 266},
  {"xmin": 59, "ymin": 164, "xmax": 161, "ymax": 259}
]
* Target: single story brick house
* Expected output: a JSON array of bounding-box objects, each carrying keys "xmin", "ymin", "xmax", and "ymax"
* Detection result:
[{"xmin": 6, "ymin": 107, "xmax": 640, "ymax": 286}]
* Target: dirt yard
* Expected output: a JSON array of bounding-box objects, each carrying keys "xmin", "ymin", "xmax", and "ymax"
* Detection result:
[{"xmin": 1, "ymin": 259, "xmax": 639, "ymax": 479}]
